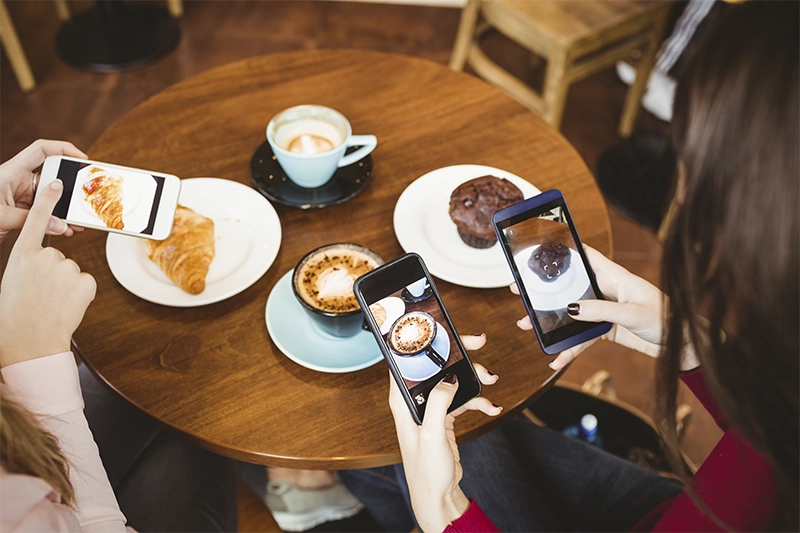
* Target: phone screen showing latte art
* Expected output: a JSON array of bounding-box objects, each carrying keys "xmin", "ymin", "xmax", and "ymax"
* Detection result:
[
  {"xmin": 354, "ymin": 253, "xmax": 481, "ymax": 424},
  {"xmin": 493, "ymin": 189, "xmax": 611, "ymax": 355}
]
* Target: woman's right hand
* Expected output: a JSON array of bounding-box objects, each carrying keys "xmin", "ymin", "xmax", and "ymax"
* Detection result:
[
  {"xmin": 514, "ymin": 246, "xmax": 665, "ymax": 370},
  {"xmin": 389, "ymin": 335, "xmax": 502, "ymax": 533},
  {"xmin": 0, "ymin": 179, "xmax": 97, "ymax": 368}
]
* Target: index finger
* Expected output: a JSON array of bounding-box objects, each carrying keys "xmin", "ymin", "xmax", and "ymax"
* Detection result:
[{"xmin": 16, "ymin": 180, "xmax": 64, "ymax": 251}]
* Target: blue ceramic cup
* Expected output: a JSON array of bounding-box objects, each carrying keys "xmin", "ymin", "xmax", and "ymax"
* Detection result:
[{"xmin": 267, "ymin": 105, "xmax": 377, "ymax": 188}]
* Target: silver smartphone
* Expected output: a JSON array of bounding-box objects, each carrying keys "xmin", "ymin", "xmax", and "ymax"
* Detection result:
[{"xmin": 37, "ymin": 155, "xmax": 181, "ymax": 240}]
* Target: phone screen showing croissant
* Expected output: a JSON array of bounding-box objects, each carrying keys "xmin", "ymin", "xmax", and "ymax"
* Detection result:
[
  {"xmin": 38, "ymin": 156, "xmax": 181, "ymax": 240},
  {"xmin": 493, "ymin": 190, "xmax": 611, "ymax": 355}
]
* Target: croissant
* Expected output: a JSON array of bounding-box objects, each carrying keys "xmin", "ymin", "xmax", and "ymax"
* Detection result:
[
  {"xmin": 147, "ymin": 205, "xmax": 215, "ymax": 295},
  {"xmin": 82, "ymin": 167, "xmax": 125, "ymax": 229}
]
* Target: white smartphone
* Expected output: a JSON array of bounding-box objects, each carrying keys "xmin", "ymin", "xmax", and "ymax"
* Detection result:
[{"xmin": 37, "ymin": 155, "xmax": 181, "ymax": 240}]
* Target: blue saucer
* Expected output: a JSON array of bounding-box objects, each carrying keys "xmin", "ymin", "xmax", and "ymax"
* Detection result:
[{"xmin": 265, "ymin": 270, "xmax": 383, "ymax": 373}]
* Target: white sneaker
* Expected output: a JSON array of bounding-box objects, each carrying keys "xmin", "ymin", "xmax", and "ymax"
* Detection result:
[
  {"xmin": 615, "ymin": 61, "xmax": 676, "ymax": 122},
  {"xmin": 265, "ymin": 477, "xmax": 364, "ymax": 532},
  {"xmin": 616, "ymin": 60, "xmax": 637, "ymax": 85}
]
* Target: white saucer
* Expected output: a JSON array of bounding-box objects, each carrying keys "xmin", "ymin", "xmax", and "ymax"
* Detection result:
[
  {"xmin": 106, "ymin": 178, "xmax": 281, "ymax": 307},
  {"xmin": 393, "ymin": 165, "xmax": 541, "ymax": 289},
  {"xmin": 390, "ymin": 322, "xmax": 450, "ymax": 382},
  {"xmin": 265, "ymin": 270, "xmax": 383, "ymax": 373},
  {"xmin": 514, "ymin": 246, "xmax": 590, "ymax": 311}
]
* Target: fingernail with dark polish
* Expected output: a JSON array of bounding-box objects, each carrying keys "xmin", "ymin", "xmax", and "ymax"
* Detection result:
[
  {"xmin": 474, "ymin": 333, "xmax": 486, "ymax": 338},
  {"xmin": 567, "ymin": 303, "xmax": 580, "ymax": 316},
  {"xmin": 492, "ymin": 403, "xmax": 503, "ymax": 410},
  {"xmin": 443, "ymin": 373, "xmax": 458, "ymax": 385},
  {"xmin": 487, "ymin": 370, "xmax": 497, "ymax": 377}
]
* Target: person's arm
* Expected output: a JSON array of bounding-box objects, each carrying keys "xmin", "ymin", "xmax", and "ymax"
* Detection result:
[
  {"xmin": 2, "ymin": 353, "xmax": 127, "ymax": 533},
  {"xmin": 633, "ymin": 423, "xmax": 775, "ymax": 532},
  {"xmin": 0, "ymin": 176, "xmax": 123, "ymax": 532},
  {"xmin": 387, "ymin": 335, "xmax": 503, "ymax": 533}
]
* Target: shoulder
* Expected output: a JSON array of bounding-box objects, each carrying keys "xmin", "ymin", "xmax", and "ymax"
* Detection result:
[{"xmin": 0, "ymin": 468, "xmax": 81, "ymax": 532}]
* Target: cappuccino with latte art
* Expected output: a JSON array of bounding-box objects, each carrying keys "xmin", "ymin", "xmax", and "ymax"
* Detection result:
[{"xmin": 292, "ymin": 243, "xmax": 383, "ymax": 338}]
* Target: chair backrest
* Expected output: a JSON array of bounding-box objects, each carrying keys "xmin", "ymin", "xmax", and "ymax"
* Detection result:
[{"xmin": 530, "ymin": 379, "xmax": 698, "ymax": 476}]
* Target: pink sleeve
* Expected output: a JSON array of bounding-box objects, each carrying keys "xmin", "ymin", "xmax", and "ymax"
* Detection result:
[
  {"xmin": 444, "ymin": 500, "xmax": 500, "ymax": 533},
  {"xmin": 0, "ymin": 470, "xmax": 83, "ymax": 532},
  {"xmin": 632, "ymin": 429, "xmax": 775, "ymax": 532},
  {"xmin": 2, "ymin": 353, "xmax": 128, "ymax": 533}
]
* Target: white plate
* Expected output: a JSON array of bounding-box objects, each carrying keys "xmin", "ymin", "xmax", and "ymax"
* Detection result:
[
  {"xmin": 390, "ymin": 322, "xmax": 450, "ymax": 382},
  {"xmin": 371, "ymin": 296, "xmax": 406, "ymax": 336},
  {"xmin": 514, "ymin": 246, "xmax": 590, "ymax": 311},
  {"xmin": 71, "ymin": 165, "xmax": 149, "ymax": 232},
  {"xmin": 266, "ymin": 270, "xmax": 383, "ymax": 373},
  {"xmin": 393, "ymin": 165, "xmax": 541, "ymax": 289},
  {"xmin": 106, "ymin": 178, "xmax": 281, "ymax": 307}
]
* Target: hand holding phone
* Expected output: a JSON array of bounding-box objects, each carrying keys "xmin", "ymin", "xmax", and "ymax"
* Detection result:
[
  {"xmin": 0, "ymin": 179, "xmax": 96, "ymax": 367},
  {"xmin": 36, "ymin": 155, "xmax": 181, "ymax": 240},
  {"xmin": 387, "ymin": 353, "xmax": 501, "ymax": 533},
  {"xmin": 539, "ymin": 246, "xmax": 670, "ymax": 371},
  {"xmin": 493, "ymin": 190, "xmax": 611, "ymax": 355},
  {"xmin": 0, "ymin": 139, "xmax": 87, "ymax": 242},
  {"xmin": 354, "ymin": 252, "xmax": 483, "ymax": 424}
]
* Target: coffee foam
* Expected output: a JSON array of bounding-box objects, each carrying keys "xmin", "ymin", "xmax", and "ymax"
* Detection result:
[
  {"xmin": 276, "ymin": 119, "xmax": 344, "ymax": 155},
  {"xmin": 296, "ymin": 248, "xmax": 379, "ymax": 313},
  {"xmin": 390, "ymin": 314, "xmax": 435, "ymax": 355}
]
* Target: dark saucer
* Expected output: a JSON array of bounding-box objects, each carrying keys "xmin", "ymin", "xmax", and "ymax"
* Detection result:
[
  {"xmin": 250, "ymin": 141, "xmax": 373, "ymax": 209},
  {"xmin": 401, "ymin": 286, "xmax": 433, "ymax": 304}
]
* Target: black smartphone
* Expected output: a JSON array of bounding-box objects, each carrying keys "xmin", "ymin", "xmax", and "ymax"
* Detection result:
[
  {"xmin": 354, "ymin": 253, "xmax": 482, "ymax": 424},
  {"xmin": 493, "ymin": 189, "xmax": 611, "ymax": 355}
]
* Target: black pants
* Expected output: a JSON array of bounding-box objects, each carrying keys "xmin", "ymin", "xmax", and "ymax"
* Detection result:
[
  {"xmin": 340, "ymin": 417, "xmax": 682, "ymax": 532},
  {"xmin": 80, "ymin": 365, "xmax": 238, "ymax": 533}
]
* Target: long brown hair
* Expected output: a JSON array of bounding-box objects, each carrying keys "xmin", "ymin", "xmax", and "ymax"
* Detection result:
[
  {"xmin": 659, "ymin": 1, "xmax": 799, "ymax": 530},
  {"xmin": 0, "ymin": 385, "xmax": 74, "ymax": 506}
]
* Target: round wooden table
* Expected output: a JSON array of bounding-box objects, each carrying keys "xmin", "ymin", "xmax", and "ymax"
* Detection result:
[{"xmin": 58, "ymin": 50, "xmax": 611, "ymax": 469}]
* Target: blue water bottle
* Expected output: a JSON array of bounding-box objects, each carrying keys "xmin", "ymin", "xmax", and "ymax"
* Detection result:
[{"xmin": 563, "ymin": 414, "xmax": 604, "ymax": 448}]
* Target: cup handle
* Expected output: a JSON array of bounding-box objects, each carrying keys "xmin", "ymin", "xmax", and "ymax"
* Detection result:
[
  {"xmin": 338, "ymin": 135, "xmax": 377, "ymax": 168},
  {"xmin": 426, "ymin": 346, "xmax": 446, "ymax": 368}
]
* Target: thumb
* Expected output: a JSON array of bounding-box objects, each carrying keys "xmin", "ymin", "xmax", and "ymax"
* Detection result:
[
  {"xmin": 16, "ymin": 180, "xmax": 64, "ymax": 251},
  {"xmin": 0, "ymin": 205, "xmax": 69, "ymax": 236},
  {"xmin": 568, "ymin": 298, "xmax": 643, "ymax": 329},
  {"xmin": 420, "ymin": 374, "xmax": 459, "ymax": 438}
]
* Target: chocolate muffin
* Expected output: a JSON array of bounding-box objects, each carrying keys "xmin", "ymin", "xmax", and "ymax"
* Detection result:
[
  {"xmin": 528, "ymin": 242, "xmax": 571, "ymax": 282},
  {"xmin": 449, "ymin": 176, "xmax": 524, "ymax": 248}
]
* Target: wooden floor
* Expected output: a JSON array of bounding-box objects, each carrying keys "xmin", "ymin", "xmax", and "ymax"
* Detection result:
[{"xmin": 1, "ymin": 1, "xmax": 721, "ymax": 531}]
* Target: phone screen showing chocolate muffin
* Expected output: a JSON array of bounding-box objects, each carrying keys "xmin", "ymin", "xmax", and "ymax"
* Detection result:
[{"xmin": 499, "ymin": 204, "xmax": 597, "ymax": 338}]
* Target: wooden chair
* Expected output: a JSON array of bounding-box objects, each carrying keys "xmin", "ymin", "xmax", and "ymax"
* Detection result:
[
  {"xmin": 0, "ymin": 0, "xmax": 36, "ymax": 92},
  {"xmin": 450, "ymin": 0, "xmax": 672, "ymax": 136},
  {"xmin": 525, "ymin": 370, "xmax": 697, "ymax": 476},
  {"xmin": 238, "ymin": 480, "xmax": 282, "ymax": 532}
]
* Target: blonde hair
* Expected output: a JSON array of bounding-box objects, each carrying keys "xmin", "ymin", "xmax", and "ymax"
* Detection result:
[{"xmin": 0, "ymin": 384, "xmax": 74, "ymax": 506}]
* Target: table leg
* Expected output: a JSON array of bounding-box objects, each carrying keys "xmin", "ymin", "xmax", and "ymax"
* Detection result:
[{"xmin": 55, "ymin": 0, "xmax": 181, "ymax": 73}]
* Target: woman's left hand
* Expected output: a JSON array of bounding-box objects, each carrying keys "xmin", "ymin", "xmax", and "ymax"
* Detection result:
[
  {"xmin": 389, "ymin": 334, "xmax": 502, "ymax": 533},
  {"xmin": 0, "ymin": 139, "xmax": 87, "ymax": 242}
]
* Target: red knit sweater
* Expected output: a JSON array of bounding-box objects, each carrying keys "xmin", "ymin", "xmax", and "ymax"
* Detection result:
[{"xmin": 445, "ymin": 369, "xmax": 775, "ymax": 533}]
